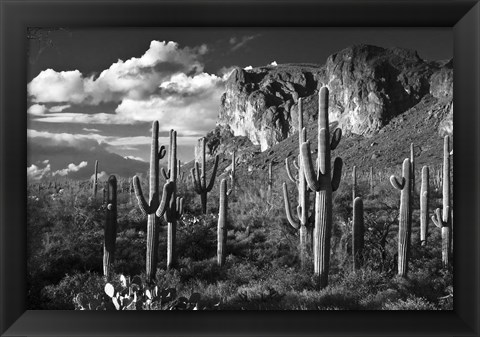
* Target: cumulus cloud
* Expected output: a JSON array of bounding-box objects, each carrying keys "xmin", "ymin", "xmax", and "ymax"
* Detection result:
[
  {"xmin": 27, "ymin": 104, "xmax": 48, "ymax": 116},
  {"xmin": 28, "ymin": 69, "xmax": 86, "ymax": 103},
  {"xmin": 27, "ymin": 163, "xmax": 51, "ymax": 180},
  {"xmin": 114, "ymin": 73, "xmax": 224, "ymax": 134},
  {"xmin": 53, "ymin": 161, "xmax": 88, "ymax": 176},
  {"xmin": 28, "ymin": 40, "xmax": 225, "ymax": 135},
  {"xmin": 28, "ymin": 40, "xmax": 207, "ymax": 105}
]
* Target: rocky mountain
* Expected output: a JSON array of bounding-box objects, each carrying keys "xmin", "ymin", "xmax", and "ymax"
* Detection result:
[{"xmin": 218, "ymin": 44, "xmax": 453, "ymax": 152}]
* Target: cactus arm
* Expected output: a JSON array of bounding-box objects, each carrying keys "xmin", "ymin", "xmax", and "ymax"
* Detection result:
[
  {"xmin": 300, "ymin": 140, "xmax": 321, "ymax": 191},
  {"xmin": 390, "ymin": 175, "xmax": 405, "ymax": 190},
  {"xmin": 296, "ymin": 205, "xmax": 303, "ymax": 221},
  {"xmin": 205, "ymin": 155, "xmax": 220, "ymax": 192},
  {"xmin": 285, "ymin": 158, "xmax": 298, "ymax": 183},
  {"xmin": 283, "ymin": 183, "xmax": 300, "ymax": 230},
  {"xmin": 161, "ymin": 167, "xmax": 171, "ymax": 180},
  {"xmin": 293, "ymin": 158, "xmax": 300, "ymax": 171},
  {"xmin": 177, "ymin": 197, "xmax": 184, "ymax": 217},
  {"xmin": 155, "ymin": 181, "xmax": 175, "ymax": 218},
  {"xmin": 432, "ymin": 208, "xmax": 443, "ymax": 228},
  {"xmin": 133, "ymin": 176, "xmax": 150, "ymax": 215},
  {"xmin": 330, "ymin": 128, "xmax": 342, "ymax": 150},
  {"xmin": 331, "ymin": 157, "xmax": 343, "ymax": 192},
  {"xmin": 159, "ymin": 145, "xmax": 166, "ymax": 160}
]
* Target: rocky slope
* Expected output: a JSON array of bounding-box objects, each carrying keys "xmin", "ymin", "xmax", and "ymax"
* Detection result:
[{"xmin": 218, "ymin": 44, "xmax": 453, "ymax": 151}]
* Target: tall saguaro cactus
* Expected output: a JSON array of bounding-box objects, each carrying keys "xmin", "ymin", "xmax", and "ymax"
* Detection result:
[
  {"xmin": 410, "ymin": 143, "xmax": 415, "ymax": 196},
  {"xmin": 158, "ymin": 129, "xmax": 183, "ymax": 269},
  {"xmin": 431, "ymin": 135, "xmax": 452, "ymax": 267},
  {"xmin": 161, "ymin": 129, "xmax": 174, "ymax": 181},
  {"xmin": 268, "ymin": 161, "xmax": 273, "ymax": 196},
  {"xmin": 431, "ymin": 207, "xmax": 451, "ymax": 268},
  {"xmin": 93, "ymin": 160, "xmax": 99, "ymax": 199},
  {"xmin": 133, "ymin": 121, "xmax": 173, "ymax": 282},
  {"xmin": 300, "ymin": 87, "xmax": 343, "ymax": 288},
  {"xmin": 390, "ymin": 158, "xmax": 412, "ymax": 277},
  {"xmin": 103, "ymin": 175, "xmax": 117, "ymax": 279},
  {"xmin": 191, "ymin": 137, "xmax": 219, "ymax": 214},
  {"xmin": 283, "ymin": 97, "xmax": 312, "ymax": 268},
  {"xmin": 228, "ymin": 151, "xmax": 236, "ymax": 196},
  {"xmin": 352, "ymin": 166, "xmax": 357, "ymax": 201},
  {"xmin": 442, "ymin": 136, "xmax": 451, "ymax": 231},
  {"xmin": 352, "ymin": 197, "xmax": 364, "ymax": 271},
  {"xmin": 217, "ymin": 178, "xmax": 228, "ymax": 266},
  {"xmin": 420, "ymin": 166, "xmax": 429, "ymax": 246}
]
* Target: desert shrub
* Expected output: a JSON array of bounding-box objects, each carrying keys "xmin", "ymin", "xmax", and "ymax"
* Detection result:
[
  {"xmin": 41, "ymin": 271, "xmax": 105, "ymax": 309},
  {"xmin": 383, "ymin": 295, "xmax": 438, "ymax": 310}
]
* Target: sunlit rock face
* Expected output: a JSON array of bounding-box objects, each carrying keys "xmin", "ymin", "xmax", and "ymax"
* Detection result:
[
  {"xmin": 219, "ymin": 44, "xmax": 453, "ymax": 151},
  {"xmin": 429, "ymin": 60, "xmax": 453, "ymax": 136}
]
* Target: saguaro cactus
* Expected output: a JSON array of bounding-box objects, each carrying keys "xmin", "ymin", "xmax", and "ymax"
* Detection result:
[
  {"xmin": 161, "ymin": 129, "xmax": 174, "ymax": 181},
  {"xmin": 217, "ymin": 178, "xmax": 228, "ymax": 266},
  {"xmin": 283, "ymin": 97, "xmax": 312, "ymax": 268},
  {"xmin": 158, "ymin": 129, "xmax": 183, "ymax": 269},
  {"xmin": 432, "ymin": 207, "xmax": 451, "ymax": 268},
  {"xmin": 352, "ymin": 197, "xmax": 364, "ymax": 271},
  {"xmin": 352, "ymin": 166, "xmax": 357, "ymax": 201},
  {"xmin": 420, "ymin": 166, "xmax": 429, "ymax": 246},
  {"xmin": 93, "ymin": 160, "xmax": 99, "ymax": 199},
  {"xmin": 228, "ymin": 151, "xmax": 236, "ymax": 195},
  {"xmin": 442, "ymin": 136, "xmax": 451, "ymax": 234},
  {"xmin": 390, "ymin": 158, "xmax": 412, "ymax": 277},
  {"xmin": 191, "ymin": 137, "xmax": 219, "ymax": 214},
  {"xmin": 103, "ymin": 175, "xmax": 117, "ymax": 279},
  {"xmin": 431, "ymin": 135, "xmax": 452, "ymax": 267},
  {"xmin": 300, "ymin": 87, "xmax": 343, "ymax": 288},
  {"xmin": 410, "ymin": 143, "xmax": 415, "ymax": 196},
  {"xmin": 133, "ymin": 121, "xmax": 173, "ymax": 282}
]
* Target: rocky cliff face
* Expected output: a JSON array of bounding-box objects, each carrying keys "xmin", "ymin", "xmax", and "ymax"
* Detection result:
[{"xmin": 218, "ymin": 44, "xmax": 453, "ymax": 151}]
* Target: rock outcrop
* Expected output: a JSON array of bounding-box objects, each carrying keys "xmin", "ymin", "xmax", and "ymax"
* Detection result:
[
  {"xmin": 218, "ymin": 44, "xmax": 453, "ymax": 151},
  {"xmin": 429, "ymin": 59, "xmax": 453, "ymax": 136}
]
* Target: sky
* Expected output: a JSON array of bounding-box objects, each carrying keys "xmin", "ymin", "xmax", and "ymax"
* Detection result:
[{"xmin": 26, "ymin": 27, "xmax": 452, "ymax": 181}]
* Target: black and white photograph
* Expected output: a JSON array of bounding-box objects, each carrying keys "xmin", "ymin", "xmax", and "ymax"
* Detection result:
[{"xmin": 26, "ymin": 27, "xmax": 454, "ymax": 311}]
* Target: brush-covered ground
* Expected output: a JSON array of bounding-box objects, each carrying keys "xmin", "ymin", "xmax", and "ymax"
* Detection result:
[{"xmin": 27, "ymin": 165, "xmax": 453, "ymax": 311}]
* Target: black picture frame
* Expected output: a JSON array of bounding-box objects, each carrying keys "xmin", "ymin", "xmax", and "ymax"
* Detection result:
[{"xmin": 1, "ymin": 0, "xmax": 479, "ymax": 336}]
